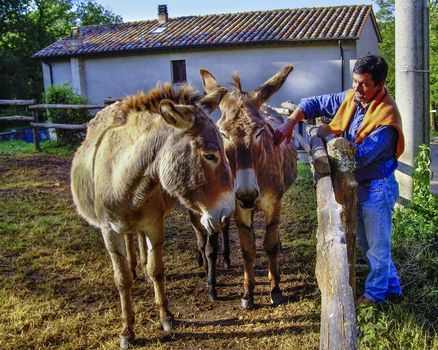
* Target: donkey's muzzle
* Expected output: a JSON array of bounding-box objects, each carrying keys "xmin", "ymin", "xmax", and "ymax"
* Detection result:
[
  {"xmin": 236, "ymin": 190, "xmax": 258, "ymax": 209},
  {"xmin": 200, "ymin": 195, "xmax": 235, "ymax": 234}
]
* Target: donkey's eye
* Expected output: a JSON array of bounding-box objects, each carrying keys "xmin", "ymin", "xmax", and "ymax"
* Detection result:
[
  {"xmin": 203, "ymin": 154, "xmax": 218, "ymax": 163},
  {"xmin": 256, "ymin": 128, "xmax": 265, "ymax": 138},
  {"xmin": 220, "ymin": 131, "xmax": 229, "ymax": 140}
]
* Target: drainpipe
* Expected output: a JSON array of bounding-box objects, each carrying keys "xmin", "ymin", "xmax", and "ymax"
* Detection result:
[
  {"xmin": 338, "ymin": 40, "xmax": 345, "ymax": 91},
  {"xmin": 42, "ymin": 60, "xmax": 53, "ymax": 86}
]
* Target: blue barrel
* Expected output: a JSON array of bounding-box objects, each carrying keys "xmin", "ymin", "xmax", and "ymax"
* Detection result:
[{"xmin": 22, "ymin": 128, "xmax": 50, "ymax": 143}]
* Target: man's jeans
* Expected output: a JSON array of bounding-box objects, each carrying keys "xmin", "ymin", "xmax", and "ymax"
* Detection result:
[{"xmin": 357, "ymin": 172, "xmax": 402, "ymax": 302}]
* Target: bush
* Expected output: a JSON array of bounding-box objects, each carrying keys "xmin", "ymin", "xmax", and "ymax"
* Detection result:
[
  {"xmin": 41, "ymin": 84, "xmax": 91, "ymax": 146},
  {"xmin": 392, "ymin": 145, "xmax": 438, "ymax": 324}
]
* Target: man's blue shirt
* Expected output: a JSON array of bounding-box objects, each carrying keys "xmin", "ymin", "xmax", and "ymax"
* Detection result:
[{"xmin": 298, "ymin": 91, "xmax": 399, "ymax": 183}]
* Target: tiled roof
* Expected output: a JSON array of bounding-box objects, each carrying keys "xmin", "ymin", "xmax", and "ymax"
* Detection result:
[{"xmin": 33, "ymin": 5, "xmax": 378, "ymax": 59}]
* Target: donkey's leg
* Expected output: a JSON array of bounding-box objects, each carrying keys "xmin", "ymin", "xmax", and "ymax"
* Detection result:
[
  {"xmin": 145, "ymin": 224, "xmax": 173, "ymax": 332},
  {"xmin": 137, "ymin": 232, "xmax": 151, "ymax": 282},
  {"xmin": 101, "ymin": 225, "xmax": 135, "ymax": 349},
  {"xmin": 125, "ymin": 233, "xmax": 137, "ymax": 280},
  {"xmin": 236, "ymin": 207, "xmax": 256, "ymax": 309},
  {"xmin": 263, "ymin": 202, "xmax": 283, "ymax": 305},
  {"xmin": 189, "ymin": 210, "xmax": 207, "ymax": 268},
  {"xmin": 221, "ymin": 220, "xmax": 231, "ymax": 269},
  {"xmin": 205, "ymin": 229, "xmax": 219, "ymax": 301},
  {"xmin": 189, "ymin": 211, "xmax": 219, "ymax": 301}
]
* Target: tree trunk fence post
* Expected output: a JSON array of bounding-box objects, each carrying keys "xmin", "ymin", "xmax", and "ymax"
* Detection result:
[
  {"xmin": 294, "ymin": 121, "xmax": 358, "ymax": 350},
  {"xmin": 32, "ymin": 109, "xmax": 41, "ymax": 152},
  {"xmin": 326, "ymin": 138, "xmax": 357, "ymax": 297}
]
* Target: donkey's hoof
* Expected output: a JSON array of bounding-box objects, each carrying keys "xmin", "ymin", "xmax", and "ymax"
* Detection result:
[
  {"xmin": 241, "ymin": 297, "xmax": 254, "ymax": 309},
  {"xmin": 162, "ymin": 319, "xmax": 173, "ymax": 333},
  {"xmin": 209, "ymin": 289, "xmax": 218, "ymax": 302},
  {"xmin": 197, "ymin": 252, "xmax": 204, "ymax": 267},
  {"xmin": 270, "ymin": 289, "xmax": 283, "ymax": 306},
  {"xmin": 120, "ymin": 335, "xmax": 134, "ymax": 349},
  {"xmin": 223, "ymin": 259, "xmax": 231, "ymax": 269}
]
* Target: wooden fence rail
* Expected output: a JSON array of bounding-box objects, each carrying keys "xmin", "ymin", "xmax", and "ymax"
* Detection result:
[
  {"xmin": 0, "ymin": 99, "xmax": 35, "ymax": 106},
  {"xmin": 0, "ymin": 100, "xmax": 104, "ymax": 151}
]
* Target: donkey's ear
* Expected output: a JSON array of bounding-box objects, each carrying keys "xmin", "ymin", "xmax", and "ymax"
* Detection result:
[
  {"xmin": 198, "ymin": 87, "xmax": 227, "ymax": 114},
  {"xmin": 249, "ymin": 65, "xmax": 293, "ymax": 108},
  {"xmin": 199, "ymin": 68, "xmax": 222, "ymax": 93},
  {"xmin": 159, "ymin": 100, "xmax": 195, "ymax": 130}
]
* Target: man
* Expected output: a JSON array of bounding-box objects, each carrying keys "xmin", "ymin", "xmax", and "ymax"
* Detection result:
[{"xmin": 274, "ymin": 55, "xmax": 404, "ymax": 305}]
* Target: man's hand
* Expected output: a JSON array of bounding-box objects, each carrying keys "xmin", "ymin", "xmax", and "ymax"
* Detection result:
[
  {"xmin": 316, "ymin": 124, "xmax": 333, "ymax": 139},
  {"xmin": 273, "ymin": 108, "xmax": 305, "ymax": 146},
  {"xmin": 273, "ymin": 118, "xmax": 294, "ymax": 145}
]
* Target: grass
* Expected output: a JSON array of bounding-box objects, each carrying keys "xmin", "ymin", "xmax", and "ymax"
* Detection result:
[
  {"xmin": 0, "ymin": 140, "xmax": 76, "ymax": 157},
  {"xmin": 0, "ymin": 150, "xmax": 320, "ymax": 349},
  {"xmin": 0, "ymin": 145, "xmax": 436, "ymax": 349}
]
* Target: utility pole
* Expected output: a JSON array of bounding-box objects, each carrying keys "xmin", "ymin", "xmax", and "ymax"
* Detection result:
[{"xmin": 395, "ymin": 0, "xmax": 430, "ymax": 201}]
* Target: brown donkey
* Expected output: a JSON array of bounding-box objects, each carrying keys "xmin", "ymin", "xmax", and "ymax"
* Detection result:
[
  {"xmin": 197, "ymin": 66, "xmax": 297, "ymax": 309},
  {"xmin": 71, "ymin": 83, "xmax": 234, "ymax": 348}
]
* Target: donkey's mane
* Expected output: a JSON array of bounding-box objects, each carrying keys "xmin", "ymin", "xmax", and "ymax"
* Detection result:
[
  {"xmin": 121, "ymin": 83, "xmax": 202, "ymax": 113},
  {"xmin": 226, "ymin": 73, "xmax": 265, "ymax": 131}
]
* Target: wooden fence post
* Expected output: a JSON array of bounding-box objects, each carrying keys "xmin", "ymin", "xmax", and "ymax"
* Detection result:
[
  {"xmin": 326, "ymin": 138, "xmax": 357, "ymax": 296},
  {"xmin": 32, "ymin": 109, "xmax": 40, "ymax": 152},
  {"xmin": 296, "ymin": 127, "xmax": 358, "ymax": 350},
  {"xmin": 314, "ymin": 174, "xmax": 358, "ymax": 350}
]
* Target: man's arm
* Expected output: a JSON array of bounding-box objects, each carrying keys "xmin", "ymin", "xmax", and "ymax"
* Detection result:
[{"xmin": 273, "ymin": 92, "xmax": 345, "ymax": 145}]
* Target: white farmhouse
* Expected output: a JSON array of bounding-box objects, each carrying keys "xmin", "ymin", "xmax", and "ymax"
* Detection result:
[{"xmin": 33, "ymin": 4, "xmax": 381, "ymax": 109}]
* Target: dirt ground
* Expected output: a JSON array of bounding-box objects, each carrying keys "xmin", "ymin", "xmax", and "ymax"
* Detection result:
[{"xmin": 0, "ymin": 154, "xmax": 320, "ymax": 349}]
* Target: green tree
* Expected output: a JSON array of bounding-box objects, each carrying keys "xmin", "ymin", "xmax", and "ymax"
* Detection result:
[
  {"xmin": 0, "ymin": 0, "xmax": 122, "ymax": 99},
  {"xmin": 374, "ymin": 0, "xmax": 395, "ymax": 95},
  {"xmin": 374, "ymin": 0, "xmax": 438, "ymax": 115},
  {"xmin": 75, "ymin": 1, "xmax": 122, "ymax": 26}
]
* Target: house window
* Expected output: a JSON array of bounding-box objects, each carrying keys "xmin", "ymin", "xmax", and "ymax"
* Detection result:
[{"xmin": 171, "ymin": 60, "xmax": 186, "ymax": 84}]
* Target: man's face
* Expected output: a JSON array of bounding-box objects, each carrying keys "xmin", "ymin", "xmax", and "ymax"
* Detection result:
[{"xmin": 352, "ymin": 72, "xmax": 384, "ymax": 105}]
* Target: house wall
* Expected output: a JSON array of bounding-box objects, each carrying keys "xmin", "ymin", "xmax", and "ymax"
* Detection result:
[
  {"xmin": 356, "ymin": 17, "xmax": 380, "ymax": 58},
  {"xmin": 43, "ymin": 42, "xmax": 366, "ymax": 110},
  {"xmin": 42, "ymin": 60, "xmax": 72, "ymax": 90}
]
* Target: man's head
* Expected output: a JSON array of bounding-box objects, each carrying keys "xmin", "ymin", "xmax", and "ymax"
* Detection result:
[{"xmin": 352, "ymin": 55, "xmax": 388, "ymax": 105}]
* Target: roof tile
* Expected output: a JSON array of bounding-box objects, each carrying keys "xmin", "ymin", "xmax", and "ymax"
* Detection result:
[{"xmin": 33, "ymin": 5, "xmax": 376, "ymax": 59}]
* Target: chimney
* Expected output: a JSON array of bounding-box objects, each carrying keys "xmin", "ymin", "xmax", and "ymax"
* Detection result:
[
  {"xmin": 158, "ymin": 4, "xmax": 168, "ymax": 24},
  {"xmin": 70, "ymin": 27, "xmax": 82, "ymax": 49},
  {"xmin": 70, "ymin": 26, "xmax": 80, "ymax": 39}
]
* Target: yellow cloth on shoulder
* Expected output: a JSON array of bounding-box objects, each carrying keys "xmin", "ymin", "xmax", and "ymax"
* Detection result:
[{"xmin": 327, "ymin": 88, "xmax": 405, "ymax": 158}]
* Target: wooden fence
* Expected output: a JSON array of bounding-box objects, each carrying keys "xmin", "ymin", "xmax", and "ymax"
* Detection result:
[
  {"xmin": 277, "ymin": 105, "xmax": 358, "ymax": 350},
  {"xmin": 0, "ymin": 100, "xmax": 104, "ymax": 151}
]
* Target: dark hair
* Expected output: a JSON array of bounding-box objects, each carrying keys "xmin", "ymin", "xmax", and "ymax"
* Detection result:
[{"xmin": 353, "ymin": 55, "xmax": 388, "ymax": 85}]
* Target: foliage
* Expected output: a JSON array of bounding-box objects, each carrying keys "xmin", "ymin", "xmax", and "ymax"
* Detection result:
[
  {"xmin": 357, "ymin": 304, "xmax": 436, "ymax": 350},
  {"xmin": 392, "ymin": 145, "xmax": 438, "ymax": 325},
  {"xmin": 0, "ymin": 0, "xmax": 122, "ymax": 100},
  {"xmin": 75, "ymin": 0, "xmax": 122, "ymax": 26},
  {"xmin": 394, "ymin": 145, "xmax": 438, "ymax": 241},
  {"xmin": 374, "ymin": 0, "xmax": 395, "ymax": 96},
  {"xmin": 373, "ymin": 0, "xmax": 438, "ymax": 108},
  {"xmin": 41, "ymin": 83, "xmax": 91, "ymax": 146}
]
